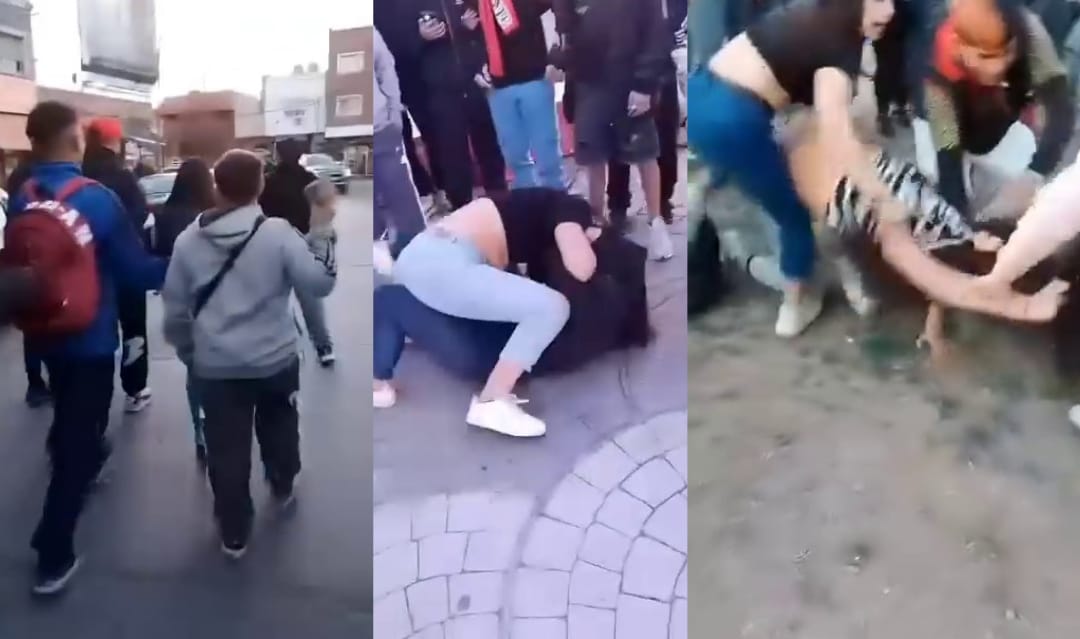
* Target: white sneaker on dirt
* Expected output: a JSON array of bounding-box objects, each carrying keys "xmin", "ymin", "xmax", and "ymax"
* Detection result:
[
  {"xmin": 466, "ymin": 396, "xmax": 546, "ymax": 438},
  {"xmin": 124, "ymin": 388, "xmax": 152, "ymax": 413},
  {"xmin": 775, "ymin": 289, "xmax": 824, "ymax": 338},
  {"xmin": 835, "ymin": 258, "xmax": 878, "ymax": 317},
  {"xmin": 373, "ymin": 241, "xmax": 394, "ymax": 277},
  {"xmin": 373, "ymin": 385, "xmax": 397, "ymax": 409},
  {"xmin": 648, "ymin": 217, "xmax": 674, "ymax": 261}
]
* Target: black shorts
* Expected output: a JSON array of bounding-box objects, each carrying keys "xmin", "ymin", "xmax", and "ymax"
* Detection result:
[{"xmin": 573, "ymin": 81, "xmax": 659, "ymax": 166}]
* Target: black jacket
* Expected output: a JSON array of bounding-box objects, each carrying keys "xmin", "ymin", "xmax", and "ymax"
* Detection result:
[
  {"xmin": 152, "ymin": 202, "xmax": 200, "ymax": 258},
  {"xmin": 259, "ymin": 162, "xmax": 316, "ymax": 234},
  {"xmin": 403, "ymin": 0, "xmax": 488, "ymax": 92},
  {"xmin": 82, "ymin": 147, "xmax": 149, "ymax": 231},
  {"xmin": 471, "ymin": 0, "xmax": 553, "ymax": 89}
]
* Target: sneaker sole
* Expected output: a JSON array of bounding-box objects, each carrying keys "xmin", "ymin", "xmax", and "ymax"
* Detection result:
[
  {"xmin": 221, "ymin": 544, "xmax": 248, "ymax": 560},
  {"xmin": 32, "ymin": 558, "xmax": 82, "ymax": 596},
  {"xmin": 465, "ymin": 419, "xmax": 546, "ymax": 438}
]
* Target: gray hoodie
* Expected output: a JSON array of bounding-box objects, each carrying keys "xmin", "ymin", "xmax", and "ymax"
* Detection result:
[
  {"xmin": 161, "ymin": 203, "xmax": 337, "ymax": 379},
  {"xmin": 373, "ymin": 26, "xmax": 402, "ymax": 134}
]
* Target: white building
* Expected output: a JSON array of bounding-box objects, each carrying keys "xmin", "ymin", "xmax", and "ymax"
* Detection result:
[{"xmin": 263, "ymin": 65, "xmax": 326, "ymax": 139}]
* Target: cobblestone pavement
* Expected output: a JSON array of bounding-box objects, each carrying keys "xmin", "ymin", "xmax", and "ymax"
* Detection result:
[{"xmin": 374, "ymin": 156, "xmax": 689, "ymax": 639}]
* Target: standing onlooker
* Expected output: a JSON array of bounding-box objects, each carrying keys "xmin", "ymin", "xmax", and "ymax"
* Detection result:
[
  {"xmin": 374, "ymin": 26, "xmax": 427, "ymax": 270},
  {"xmin": 873, "ymin": 0, "xmax": 912, "ymax": 137},
  {"xmin": 412, "ymin": 0, "xmax": 507, "ymax": 209},
  {"xmin": 82, "ymin": 117, "xmax": 154, "ymax": 413},
  {"xmin": 161, "ymin": 150, "xmax": 337, "ymax": 558},
  {"xmin": 557, "ymin": 0, "xmax": 675, "ymax": 261},
  {"xmin": 8, "ymin": 101, "xmax": 166, "ymax": 595},
  {"xmin": 151, "ymin": 158, "xmax": 216, "ymax": 464},
  {"xmin": 260, "ymin": 139, "xmax": 336, "ymax": 366},
  {"xmin": 475, "ymin": 0, "xmax": 564, "ymax": 190}
]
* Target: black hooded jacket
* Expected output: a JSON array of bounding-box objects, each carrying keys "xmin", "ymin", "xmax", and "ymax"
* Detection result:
[
  {"xmin": 259, "ymin": 161, "xmax": 317, "ymax": 234},
  {"xmin": 82, "ymin": 146, "xmax": 149, "ymax": 232},
  {"xmin": 401, "ymin": 0, "xmax": 488, "ymax": 92}
]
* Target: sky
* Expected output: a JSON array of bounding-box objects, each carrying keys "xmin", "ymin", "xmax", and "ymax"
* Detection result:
[{"xmin": 31, "ymin": 0, "xmax": 371, "ymax": 104}]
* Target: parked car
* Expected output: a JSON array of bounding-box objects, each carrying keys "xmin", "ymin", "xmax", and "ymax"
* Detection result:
[
  {"xmin": 139, "ymin": 172, "xmax": 177, "ymax": 215},
  {"xmin": 300, "ymin": 153, "xmax": 350, "ymax": 193}
]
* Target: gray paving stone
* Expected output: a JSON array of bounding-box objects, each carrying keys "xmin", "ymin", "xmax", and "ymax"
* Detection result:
[
  {"xmin": 545, "ymin": 474, "xmax": 606, "ymax": 527},
  {"xmin": 445, "ymin": 614, "xmax": 500, "ymax": 639},
  {"xmin": 419, "ymin": 532, "xmax": 468, "ymax": 579},
  {"xmin": 675, "ymin": 563, "xmax": 687, "ymax": 598},
  {"xmin": 614, "ymin": 423, "xmax": 669, "ymax": 464},
  {"xmin": 447, "ymin": 492, "xmax": 496, "ymax": 532},
  {"xmin": 463, "ymin": 530, "xmax": 519, "ymax": 572},
  {"xmin": 670, "ymin": 598, "xmax": 688, "ymax": 639},
  {"xmin": 569, "ymin": 605, "xmax": 616, "ymax": 639},
  {"xmin": 375, "ymin": 502, "xmax": 413, "ymax": 553},
  {"xmin": 374, "ymin": 590, "xmax": 411, "ymax": 639},
  {"xmin": 648, "ymin": 411, "xmax": 687, "ymax": 453},
  {"xmin": 412, "ymin": 494, "xmax": 449, "ymax": 539},
  {"xmin": 596, "ymin": 490, "xmax": 652, "ymax": 538},
  {"xmin": 622, "ymin": 459, "xmax": 684, "ymax": 508},
  {"xmin": 578, "ymin": 523, "xmax": 632, "ymax": 573},
  {"xmin": 449, "ymin": 571, "xmax": 503, "ymax": 615},
  {"xmin": 411, "ymin": 624, "xmax": 445, "ymax": 639},
  {"xmin": 622, "ymin": 537, "xmax": 684, "ymax": 601},
  {"xmin": 574, "ymin": 442, "xmax": 639, "ymax": 492},
  {"xmin": 643, "ymin": 493, "xmax": 687, "ymax": 553},
  {"xmin": 569, "ymin": 560, "xmax": 621, "ymax": 608},
  {"xmin": 523, "ymin": 516, "xmax": 584, "ymax": 571},
  {"xmin": 512, "ymin": 568, "xmax": 571, "ymax": 618},
  {"xmin": 490, "ymin": 492, "xmax": 536, "ymax": 531},
  {"xmin": 512, "ymin": 618, "xmax": 568, "ymax": 639},
  {"xmin": 665, "ymin": 446, "xmax": 688, "ymax": 483},
  {"xmin": 615, "ymin": 594, "xmax": 670, "ymax": 639},
  {"xmin": 407, "ymin": 577, "xmax": 450, "ymax": 631},
  {"xmin": 375, "ymin": 541, "xmax": 419, "ymax": 599}
]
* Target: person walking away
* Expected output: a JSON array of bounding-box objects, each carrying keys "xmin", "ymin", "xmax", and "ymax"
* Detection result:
[
  {"xmin": 2, "ymin": 101, "xmax": 166, "ymax": 595},
  {"xmin": 474, "ymin": 0, "xmax": 565, "ymax": 190},
  {"xmin": 605, "ymin": 0, "xmax": 683, "ymax": 231},
  {"xmin": 556, "ymin": 0, "xmax": 675, "ymax": 261},
  {"xmin": 161, "ymin": 150, "xmax": 337, "ymax": 558},
  {"xmin": 152, "ymin": 158, "xmax": 216, "ymax": 464},
  {"xmin": 873, "ymin": 0, "xmax": 913, "ymax": 136},
  {"xmin": 374, "ymin": 27, "xmax": 428, "ymax": 274},
  {"xmin": 412, "ymin": 0, "xmax": 508, "ymax": 208},
  {"xmin": 260, "ymin": 139, "xmax": 337, "ymax": 366},
  {"xmin": 82, "ymin": 117, "xmax": 154, "ymax": 413}
]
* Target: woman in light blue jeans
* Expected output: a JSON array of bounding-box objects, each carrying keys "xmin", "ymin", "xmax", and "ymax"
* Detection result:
[
  {"xmin": 386, "ymin": 188, "xmax": 600, "ymax": 438},
  {"xmin": 487, "ymin": 78, "xmax": 565, "ymax": 189}
]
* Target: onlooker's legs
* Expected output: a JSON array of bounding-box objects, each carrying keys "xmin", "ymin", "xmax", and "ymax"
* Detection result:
[
  {"xmin": 404, "ymin": 96, "xmax": 447, "ymax": 193},
  {"xmin": 24, "ymin": 337, "xmax": 49, "ymax": 407},
  {"xmin": 118, "ymin": 289, "xmax": 151, "ymax": 412},
  {"xmin": 253, "ymin": 359, "xmax": 301, "ymax": 500},
  {"xmin": 573, "ymin": 81, "xmax": 618, "ymax": 217},
  {"xmin": 374, "ymin": 126, "xmax": 427, "ymax": 258},
  {"xmin": 489, "ymin": 83, "xmax": 536, "ymax": 188},
  {"xmin": 518, "ymin": 79, "xmax": 564, "ymax": 189},
  {"xmin": 296, "ymin": 289, "xmax": 334, "ymax": 364},
  {"xmin": 201, "ymin": 377, "xmax": 256, "ymax": 548},
  {"xmin": 655, "ymin": 80, "xmax": 682, "ymax": 222},
  {"xmin": 606, "ymin": 161, "xmax": 632, "ymax": 226},
  {"xmin": 401, "ymin": 111, "xmax": 435, "ymax": 197},
  {"xmin": 429, "ymin": 89, "xmax": 477, "ymax": 209},
  {"xmin": 464, "ymin": 86, "xmax": 508, "ymax": 195}
]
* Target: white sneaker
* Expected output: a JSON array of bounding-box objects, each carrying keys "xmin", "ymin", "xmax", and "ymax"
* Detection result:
[
  {"xmin": 466, "ymin": 396, "xmax": 546, "ymax": 437},
  {"xmin": 373, "ymin": 240, "xmax": 394, "ymax": 277},
  {"xmin": 1068, "ymin": 405, "xmax": 1080, "ymax": 430},
  {"xmin": 835, "ymin": 258, "xmax": 878, "ymax": 317},
  {"xmin": 124, "ymin": 388, "xmax": 152, "ymax": 413},
  {"xmin": 648, "ymin": 217, "xmax": 674, "ymax": 261},
  {"xmin": 775, "ymin": 289, "xmax": 824, "ymax": 338},
  {"xmin": 374, "ymin": 384, "xmax": 397, "ymax": 409}
]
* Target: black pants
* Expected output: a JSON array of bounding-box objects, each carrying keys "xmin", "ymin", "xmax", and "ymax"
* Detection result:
[
  {"xmin": 24, "ymin": 336, "xmax": 45, "ymax": 388},
  {"xmin": 402, "ymin": 110, "xmax": 436, "ymax": 198},
  {"xmin": 32, "ymin": 356, "xmax": 114, "ymax": 573},
  {"xmin": 117, "ymin": 289, "xmax": 148, "ymax": 397},
  {"xmin": 873, "ymin": 7, "xmax": 910, "ymax": 116},
  {"xmin": 427, "ymin": 85, "xmax": 506, "ymax": 209},
  {"xmin": 607, "ymin": 80, "xmax": 681, "ymax": 216},
  {"xmin": 201, "ymin": 359, "xmax": 301, "ymax": 542},
  {"xmin": 404, "ymin": 88, "xmax": 446, "ymax": 195}
]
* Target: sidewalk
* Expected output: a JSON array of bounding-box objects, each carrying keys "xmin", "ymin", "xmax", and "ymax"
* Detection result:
[
  {"xmin": 373, "ymin": 159, "xmax": 689, "ymax": 639},
  {"xmin": 0, "ymin": 183, "xmax": 372, "ymax": 638}
]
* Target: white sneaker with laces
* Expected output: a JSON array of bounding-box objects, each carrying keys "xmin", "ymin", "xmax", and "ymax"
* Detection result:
[
  {"xmin": 373, "ymin": 241, "xmax": 394, "ymax": 277},
  {"xmin": 648, "ymin": 217, "xmax": 674, "ymax": 261},
  {"xmin": 125, "ymin": 388, "xmax": 152, "ymax": 413},
  {"xmin": 373, "ymin": 385, "xmax": 397, "ymax": 409},
  {"xmin": 466, "ymin": 396, "xmax": 546, "ymax": 437},
  {"xmin": 775, "ymin": 289, "xmax": 824, "ymax": 338}
]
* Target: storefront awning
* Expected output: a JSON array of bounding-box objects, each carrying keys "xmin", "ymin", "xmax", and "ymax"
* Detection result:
[{"xmin": 0, "ymin": 114, "xmax": 29, "ymax": 151}]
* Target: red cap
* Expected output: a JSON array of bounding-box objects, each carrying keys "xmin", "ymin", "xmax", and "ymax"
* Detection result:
[{"xmin": 86, "ymin": 117, "xmax": 123, "ymax": 143}]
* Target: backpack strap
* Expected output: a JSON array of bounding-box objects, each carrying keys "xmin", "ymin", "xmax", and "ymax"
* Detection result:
[
  {"xmin": 19, "ymin": 178, "xmax": 41, "ymax": 203},
  {"xmin": 54, "ymin": 177, "xmax": 96, "ymax": 202},
  {"xmin": 192, "ymin": 215, "xmax": 268, "ymax": 319}
]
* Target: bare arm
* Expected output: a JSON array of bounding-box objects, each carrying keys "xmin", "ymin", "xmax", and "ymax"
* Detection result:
[{"xmin": 554, "ymin": 222, "xmax": 597, "ymax": 282}]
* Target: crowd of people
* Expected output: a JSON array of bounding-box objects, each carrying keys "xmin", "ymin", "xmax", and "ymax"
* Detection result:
[
  {"xmin": 689, "ymin": 0, "xmax": 1080, "ymax": 412},
  {"xmin": 0, "ymin": 101, "xmax": 340, "ymax": 596},
  {"xmin": 372, "ymin": 0, "xmax": 687, "ymax": 436}
]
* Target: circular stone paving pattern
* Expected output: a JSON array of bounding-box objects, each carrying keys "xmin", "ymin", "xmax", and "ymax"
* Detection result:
[{"xmin": 509, "ymin": 411, "xmax": 688, "ymax": 638}]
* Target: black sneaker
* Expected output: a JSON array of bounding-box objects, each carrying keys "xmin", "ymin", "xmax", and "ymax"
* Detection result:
[
  {"xmin": 877, "ymin": 113, "xmax": 895, "ymax": 138},
  {"xmin": 32, "ymin": 556, "xmax": 81, "ymax": 596},
  {"xmin": 25, "ymin": 385, "xmax": 51, "ymax": 408},
  {"xmin": 221, "ymin": 539, "xmax": 248, "ymax": 560},
  {"xmin": 660, "ymin": 203, "xmax": 674, "ymax": 225},
  {"xmin": 608, "ymin": 209, "xmax": 629, "ymax": 234},
  {"xmin": 195, "ymin": 443, "xmax": 207, "ymax": 468},
  {"xmin": 316, "ymin": 346, "xmax": 336, "ymax": 367}
]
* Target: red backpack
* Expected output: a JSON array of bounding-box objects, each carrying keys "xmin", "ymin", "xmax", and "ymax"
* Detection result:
[{"xmin": 0, "ymin": 177, "xmax": 101, "ymax": 335}]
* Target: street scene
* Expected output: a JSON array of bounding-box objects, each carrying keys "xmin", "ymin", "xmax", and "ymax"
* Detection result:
[
  {"xmin": 0, "ymin": 0, "xmax": 371, "ymax": 634},
  {"xmin": 691, "ymin": 0, "xmax": 1080, "ymax": 635}
]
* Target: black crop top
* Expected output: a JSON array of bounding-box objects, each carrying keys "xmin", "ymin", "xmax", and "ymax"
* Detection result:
[
  {"xmin": 489, "ymin": 188, "xmax": 596, "ymax": 265},
  {"xmin": 745, "ymin": 1, "xmax": 865, "ymax": 105}
]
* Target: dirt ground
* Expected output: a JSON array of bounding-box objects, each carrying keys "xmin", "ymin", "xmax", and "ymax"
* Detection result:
[{"xmin": 689, "ymin": 85, "xmax": 1080, "ymax": 638}]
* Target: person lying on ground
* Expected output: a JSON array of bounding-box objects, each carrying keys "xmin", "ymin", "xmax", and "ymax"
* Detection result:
[
  {"xmin": 688, "ymin": 0, "xmax": 908, "ymax": 338},
  {"xmin": 392, "ymin": 187, "xmax": 602, "ymax": 438},
  {"xmin": 374, "ymin": 232, "xmax": 651, "ymax": 404},
  {"xmin": 922, "ymin": 0, "xmax": 1074, "ymax": 219}
]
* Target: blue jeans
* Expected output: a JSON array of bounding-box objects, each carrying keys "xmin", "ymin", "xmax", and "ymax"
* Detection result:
[
  {"xmin": 394, "ymin": 230, "xmax": 569, "ymax": 371},
  {"xmin": 687, "ymin": 70, "xmax": 816, "ymax": 280},
  {"xmin": 487, "ymin": 79, "xmax": 564, "ymax": 189}
]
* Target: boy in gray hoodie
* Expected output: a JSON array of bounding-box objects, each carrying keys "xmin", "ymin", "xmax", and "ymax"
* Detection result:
[{"xmin": 161, "ymin": 150, "xmax": 337, "ymax": 558}]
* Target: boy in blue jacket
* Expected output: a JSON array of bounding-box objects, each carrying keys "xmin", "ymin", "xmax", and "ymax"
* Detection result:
[{"xmin": 9, "ymin": 101, "xmax": 167, "ymax": 596}]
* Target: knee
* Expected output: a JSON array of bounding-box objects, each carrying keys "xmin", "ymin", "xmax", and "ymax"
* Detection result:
[{"xmin": 537, "ymin": 290, "xmax": 571, "ymax": 334}]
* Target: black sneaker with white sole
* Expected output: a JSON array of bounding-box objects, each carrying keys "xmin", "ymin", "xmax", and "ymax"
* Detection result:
[
  {"xmin": 316, "ymin": 346, "xmax": 336, "ymax": 367},
  {"xmin": 32, "ymin": 556, "xmax": 81, "ymax": 596},
  {"xmin": 221, "ymin": 539, "xmax": 248, "ymax": 560}
]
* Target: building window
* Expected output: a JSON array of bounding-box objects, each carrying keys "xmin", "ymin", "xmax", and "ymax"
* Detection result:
[
  {"xmin": 0, "ymin": 32, "xmax": 26, "ymax": 77},
  {"xmin": 335, "ymin": 94, "xmax": 364, "ymax": 118},
  {"xmin": 337, "ymin": 51, "xmax": 365, "ymax": 74}
]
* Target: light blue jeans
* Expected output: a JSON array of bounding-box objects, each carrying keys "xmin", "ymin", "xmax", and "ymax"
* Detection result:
[
  {"xmin": 487, "ymin": 79, "xmax": 564, "ymax": 190},
  {"xmin": 393, "ymin": 229, "xmax": 570, "ymax": 370}
]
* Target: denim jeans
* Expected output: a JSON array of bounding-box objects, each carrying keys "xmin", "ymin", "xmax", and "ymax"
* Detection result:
[{"xmin": 487, "ymin": 79, "xmax": 564, "ymax": 190}]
